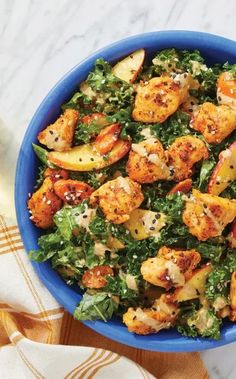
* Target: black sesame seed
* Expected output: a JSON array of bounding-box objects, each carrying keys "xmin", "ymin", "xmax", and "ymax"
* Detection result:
[
  {"xmin": 79, "ymin": 158, "xmax": 82, "ymax": 162},
  {"xmin": 54, "ymin": 137, "xmax": 59, "ymax": 142},
  {"xmin": 203, "ymin": 204, "xmax": 207, "ymax": 209},
  {"xmin": 216, "ymin": 181, "xmax": 220, "ymax": 185},
  {"xmin": 90, "ymin": 158, "xmax": 94, "ymax": 161},
  {"xmin": 190, "ymin": 101, "xmax": 195, "ymax": 105},
  {"xmin": 135, "ymin": 229, "xmax": 138, "ymax": 234},
  {"xmin": 155, "ymin": 213, "xmax": 161, "ymax": 219},
  {"xmin": 184, "ymin": 73, "xmax": 187, "ymax": 78},
  {"xmin": 82, "ymin": 215, "xmax": 88, "ymax": 218},
  {"xmin": 150, "ymin": 227, "xmax": 155, "ymax": 231},
  {"xmin": 218, "ymin": 96, "xmax": 222, "ymax": 101},
  {"xmin": 152, "ymin": 219, "xmax": 156, "ymax": 224},
  {"xmin": 49, "ymin": 130, "xmax": 54, "ymax": 135},
  {"xmin": 230, "ymin": 165, "xmax": 234, "ymax": 169},
  {"xmin": 189, "ymin": 108, "xmax": 193, "ymax": 113}
]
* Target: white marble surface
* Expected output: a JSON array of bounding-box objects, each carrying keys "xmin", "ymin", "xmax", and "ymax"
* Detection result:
[{"xmin": 1, "ymin": 0, "xmax": 236, "ymax": 377}]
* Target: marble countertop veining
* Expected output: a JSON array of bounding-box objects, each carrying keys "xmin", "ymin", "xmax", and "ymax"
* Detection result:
[{"xmin": 1, "ymin": 0, "xmax": 236, "ymax": 377}]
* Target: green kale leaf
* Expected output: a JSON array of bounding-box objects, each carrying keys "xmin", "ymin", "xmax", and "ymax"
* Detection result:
[{"xmin": 74, "ymin": 292, "xmax": 118, "ymax": 322}]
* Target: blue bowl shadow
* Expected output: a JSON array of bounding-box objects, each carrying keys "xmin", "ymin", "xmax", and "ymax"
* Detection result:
[{"xmin": 15, "ymin": 30, "xmax": 236, "ymax": 352}]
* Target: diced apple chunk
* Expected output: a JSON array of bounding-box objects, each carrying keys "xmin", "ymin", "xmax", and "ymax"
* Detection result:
[
  {"xmin": 208, "ymin": 141, "xmax": 236, "ymax": 195},
  {"xmin": 174, "ymin": 264, "xmax": 212, "ymax": 302},
  {"xmin": 124, "ymin": 209, "xmax": 167, "ymax": 240},
  {"xmin": 48, "ymin": 139, "xmax": 130, "ymax": 171},
  {"xmin": 112, "ymin": 49, "xmax": 145, "ymax": 83}
]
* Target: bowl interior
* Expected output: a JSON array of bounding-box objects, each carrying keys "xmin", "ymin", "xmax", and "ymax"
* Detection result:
[{"xmin": 15, "ymin": 31, "xmax": 236, "ymax": 352}]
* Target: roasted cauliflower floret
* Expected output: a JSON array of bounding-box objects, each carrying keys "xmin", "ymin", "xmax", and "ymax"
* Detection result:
[
  {"xmin": 141, "ymin": 256, "xmax": 185, "ymax": 289},
  {"xmin": 82, "ymin": 265, "xmax": 114, "ymax": 289},
  {"xmin": 123, "ymin": 294, "xmax": 179, "ymax": 335},
  {"xmin": 90, "ymin": 176, "xmax": 144, "ymax": 224},
  {"xmin": 141, "ymin": 246, "xmax": 200, "ymax": 289},
  {"xmin": 217, "ymin": 71, "xmax": 236, "ymax": 111},
  {"xmin": 183, "ymin": 189, "xmax": 236, "ymax": 241},
  {"xmin": 38, "ymin": 109, "xmax": 79, "ymax": 151},
  {"xmin": 230, "ymin": 271, "xmax": 236, "ymax": 321},
  {"xmin": 158, "ymin": 246, "xmax": 201, "ymax": 280},
  {"xmin": 191, "ymin": 102, "xmax": 236, "ymax": 144},
  {"xmin": 27, "ymin": 177, "xmax": 62, "ymax": 229},
  {"xmin": 167, "ymin": 136, "xmax": 209, "ymax": 181},
  {"xmin": 126, "ymin": 138, "xmax": 170, "ymax": 183},
  {"xmin": 132, "ymin": 76, "xmax": 182, "ymax": 123}
]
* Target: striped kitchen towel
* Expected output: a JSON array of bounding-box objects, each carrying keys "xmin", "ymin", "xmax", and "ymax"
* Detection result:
[{"xmin": 0, "ymin": 215, "xmax": 208, "ymax": 379}]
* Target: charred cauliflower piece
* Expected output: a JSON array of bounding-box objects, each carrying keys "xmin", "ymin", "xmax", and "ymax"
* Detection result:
[
  {"xmin": 191, "ymin": 102, "xmax": 236, "ymax": 144},
  {"xmin": 141, "ymin": 246, "xmax": 200, "ymax": 289},
  {"xmin": 90, "ymin": 176, "xmax": 144, "ymax": 224},
  {"xmin": 82, "ymin": 265, "xmax": 114, "ymax": 289},
  {"xmin": 126, "ymin": 138, "xmax": 170, "ymax": 183},
  {"xmin": 183, "ymin": 189, "xmax": 236, "ymax": 241},
  {"xmin": 167, "ymin": 136, "xmax": 209, "ymax": 181},
  {"xmin": 158, "ymin": 246, "xmax": 201, "ymax": 280},
  {"xmin": 123, "ymin": 294, "xmax": 179, "ymax": 335},
  {"xmin": 38, "ymin": 109, "xmax": 79, "ymax": 151},
  {"xmin": 132, "ymin": 76, "xmax": 182, "ymax": 123},
  {"xmin": 27, "ymin": 177, "xmax": 62, "ymax": 229}
]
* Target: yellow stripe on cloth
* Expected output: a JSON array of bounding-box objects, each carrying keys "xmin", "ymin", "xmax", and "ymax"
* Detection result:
[{"xmin": 0, "ymin": 215, "xmax": 65, "ymax": 348}]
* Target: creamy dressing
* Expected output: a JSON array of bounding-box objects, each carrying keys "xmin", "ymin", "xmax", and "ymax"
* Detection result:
[
  {"xmin": 140, "ymin": 128, "xmax": 152, "ymax": 139},
  {"xmin": 75, "ymin": 207, "xmax": 96, "ymax": 232},
  {"xmin": 125, "ymin": 274, "xmax": 138, "ymax": 291},
  {"xmin": 94, "ymin": 242, "xmax": 110, "ymax": 257}
]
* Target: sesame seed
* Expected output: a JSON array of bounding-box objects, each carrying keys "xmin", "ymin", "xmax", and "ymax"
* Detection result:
[{"xmin": 46, "ymin": 200, "xmax": 51, "ymax": 205}]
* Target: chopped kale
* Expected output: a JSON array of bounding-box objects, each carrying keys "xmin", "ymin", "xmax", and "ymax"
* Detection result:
[{"xmin": 74, "ymin": 292, "xmax": 118, "ymax": 322}]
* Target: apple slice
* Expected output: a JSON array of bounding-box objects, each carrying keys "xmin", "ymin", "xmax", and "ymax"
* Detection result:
[
  {"xmin": 124, "ymin": 209, "xmax": 167, "ymax": 240},
  {"xmin": 168, "ymin": 179, "xmax": 192, "ymax": 194},
  {"xmin": 48, "ymin": 139, "xmax": 130, "ymax": 171},
  {"xmin": 208, "ymin": 141, "xmax": 236, "ymax": 195},
  {"xmin": 174, "ymin": 264, "xmax": 212, "ymax": 302},
  {"xmin": 112, "ymin": 49, "xmax": 145, "ymax": 83}
]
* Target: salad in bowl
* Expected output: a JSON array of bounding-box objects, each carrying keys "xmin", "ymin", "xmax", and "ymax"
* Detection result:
[{"xmin": 27, "ymin": 45, "xmax": 236, "ymax": 341}]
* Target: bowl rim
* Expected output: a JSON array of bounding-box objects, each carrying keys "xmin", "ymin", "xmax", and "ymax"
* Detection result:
[{"xmin": 15, "ymin": 30, "xmax": 236, "ymax": 352}]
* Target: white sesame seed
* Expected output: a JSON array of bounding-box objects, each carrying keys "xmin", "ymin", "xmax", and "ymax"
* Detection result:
[{"xmin": 46, "ymin": 200, "xmax": 51, "ymax": 205}]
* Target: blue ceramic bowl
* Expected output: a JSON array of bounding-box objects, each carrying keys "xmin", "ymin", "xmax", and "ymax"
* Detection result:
[{"xmin": 15, "ymin": 31, "xmax": 236, "ymax": 352}]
